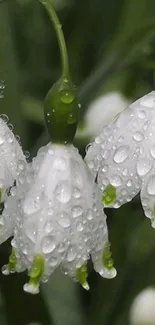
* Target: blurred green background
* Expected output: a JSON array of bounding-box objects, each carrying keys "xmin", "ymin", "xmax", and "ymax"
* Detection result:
[{"xmin": 1, "ymin": 0, "xmax": 155, "ymax": 324}]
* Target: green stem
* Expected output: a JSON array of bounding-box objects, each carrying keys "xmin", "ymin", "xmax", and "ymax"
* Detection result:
[{"xmin": 39, "ymin": 0, "xmax": 69, "ymax": 78}]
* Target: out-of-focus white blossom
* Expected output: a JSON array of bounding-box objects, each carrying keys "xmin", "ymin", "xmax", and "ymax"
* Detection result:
[
  {"xmin": 3, "ymin": 142, "xmax": 116, "ymax": 294},
  {"xmin": 85, "ymin": 91, "xmax": 155, "ymax": 228},
  {"xmin": 76, "ymin": 92, "xmax": 130, "ymax": 140},
  {"xmin": 129, "ymin": 287, "xmax": 155, "ymax": 325}
]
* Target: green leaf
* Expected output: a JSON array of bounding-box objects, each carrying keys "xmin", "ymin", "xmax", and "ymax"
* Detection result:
[{"xmin": 42, "ymin": 270, "xmax": 87, "ymax": 325}]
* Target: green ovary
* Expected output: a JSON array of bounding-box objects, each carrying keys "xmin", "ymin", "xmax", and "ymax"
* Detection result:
[
  {"xmin": 28, "ymin": 254, "xmax": 45, "ymax": 288},
  {"xmin": 102, "ymin": 244, "xmax": 114, "ymax": 270},
  {"xmin": 102, "ymin": 184, "xmax": 116, "ymax": 205},
  {"xmin": 44, "ymin": 77, "xmax": 79, "ymax": 144}
]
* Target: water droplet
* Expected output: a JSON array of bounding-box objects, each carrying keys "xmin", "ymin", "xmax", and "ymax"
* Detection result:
[
  {"xmin": 49, "ymin": 257, "xmax": 58, "ymax": 267},
  {"xmin": 127, "ymin": 180, "xmax": 132, "ymax": 187},
  {"xmin": 136, "ymin": 159, "xmax": 151, "ymax": 177},
  {"xmin": 0, "ymin": 114, "xmax": 8, "ymax": 123},
  {"xmin": 138, "ymin": 110, "xmax": 146, "ymax": 119},
  {"xmin": 60, "ymin": 90, "xmax": 75, "ymax": 104},
  {"xmin": 113, "ymin": 146, "xmax": 129, "ymax": 163},
  {"xmin": 73, "ymin": 187, "xmax": 81, "ymax": 198},
  {"xmin": 72, "ymin": 206, "xmax": 83, "ymax": 218},
  {"xmin": 0, "ymin": 134, "xmax": 5, "ymax": 145},
  {"xmin": 77, "ymin": 223, "xmax": 84, "ymax": 232},
  {"xmin": 110, "ymin": 175, "xmax": 122, "ymax": 187},
  {"xmin": 6, "ymin": 132, "xmax": 14, "ymax": 143},
  {"xmin": 45, "ymin": 221, "xmax": 53, "ymax": 233},
  {"xmin": 25, "ymin": 228, "xmax": 36, "ymax": 242},
  {"xmin": 147, "ymin": 176, "xmax": 155, "ymax": 195},
  {"xmin": 87, "ymin": 160, "xmax": 94, "ymax": 169},
  {"xmin": 102, "ymin": 150, "xmax": 109, "ymax": 159},
  {"xmin": 150, "ymin": 145, "xmax": 155, "ymax": 158},
  {"xmin": 15, "ymin": 135, "xmax": 20, "ymax": 142},
  {"xmin": 42, "ymin": 236, "xmax": 56, "ymax": 254},
  {"xmin": 133, "ymin": 132, "xmax": 144, "ymax": 142},
  {"xmin": 63, "ymin": 77, "xmax": 68, "ymax": 83},
  {"xmin": 122, "ymin": 168, "xmax": 128, "ymax": 176},
  {"xmin": 57, "ymin": 242, "xmax": 66, "ymax": 253},
  {"xmin": 0, "ymin": 80, "xmax": 5, "ymax": 98},
  {"xmin": 95, "ymin": 137, "xmax": 101, "ymax": 144},
  {"xmin": 56, "ymin": 181, "xmax": 71, "ymax": 203},
  {"xmin": 53, "ymin": 157, "xmax": 67, "ymax": 171},
  {"xmin": 86, "ymin": 209, "xmax": 93, "ymax": 220},
  {"xmin": 67, "ymin": 248, "xmax": 77, "ymax": 262},
  {"xmin": 67, "ymin": 113, "xmax": 77, "ymax": 124},
  {"xmin": 24, "ymin": 151, "xmax": 30, "ymax": 159},
  {"xmin": 8, "ymin": 124, "xmax": 13, "ymax": 131},
  {"xmin": 58, "ymin": 213, "xmax": 70, "ymax": 228},
  {"xmin": 0, "ymin": 80, "xmax": 5, "ymax": 90}
]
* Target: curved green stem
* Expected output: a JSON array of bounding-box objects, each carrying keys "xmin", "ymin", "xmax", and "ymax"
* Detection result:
[{"xmin": 39, "ymin": 0, "xmax": 69, "ymax": 78}]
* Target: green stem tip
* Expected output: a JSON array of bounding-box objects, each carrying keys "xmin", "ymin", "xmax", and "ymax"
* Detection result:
[{"xmin": 39, "ymin": 0, "xmax": 69, "ymax": 78}]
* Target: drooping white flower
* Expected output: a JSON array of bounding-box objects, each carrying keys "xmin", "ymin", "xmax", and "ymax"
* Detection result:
[
  {"xmin": 129, "ymin": 287, "xmax": 155, "ymax": 325},
  {"xmin": 3, "ymin": 143, "xmax": 116, "ymax": 294},
  {"xmin": 0, "ymin": 115, "xmax": 26, "ymax": 246},
  {"xmin": 76, "ymin": 92, "xmax": 130, "ymax": 140},
  {"xmin": 85, "ymin": 91, "xmax": 155, "ymax": 227},
  {"xmin": 0, "ymin": 115, "xmax": 25, "ymax": 200}
]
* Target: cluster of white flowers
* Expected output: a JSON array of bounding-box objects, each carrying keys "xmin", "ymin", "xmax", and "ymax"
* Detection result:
[{"xmin": 2, "ymin": 90, "xmax": 155, "ymax": 295}]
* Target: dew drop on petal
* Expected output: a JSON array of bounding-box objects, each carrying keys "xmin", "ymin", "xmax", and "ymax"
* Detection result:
[
  {"xmin": 58, "ymin": 213, "xmax": 70, "ymax": 228},
  {"xmin": 55, "ymin": 181, "xmax": 71, "ymax": 203},
  {"xmin": 73, "ymin": 187, "xmax": 81, "ymax": 198},
  {"xmin": 110, "ymin": 175, "xmax": 122, "ymax": 187},
  {"xmin": 138, "ymin": 110, "xmax": 146, "ymax": 119},
  {"xmin": 136, "ymin": 159, "xmax": 151, "ymax": 177},
  {"xmin": 0, "ymin": 134, "xmax": 5, "ymax": 145},
  {"xmin": 67, "ymin": 247, "xmax": 77, "ymax": 262},
  {"xmin": 86, "ymin": 209, "xmax": 93, "ymax": 220},
  {"xmin": 0, "ymin": 114, "xmax": 8, "ymax": 123},
  {"xmin": 42, "ymin": 236, "xmax": 56, "ymax": 254},
  {"xmin": 45, "ymin": 221, "xmax": 53, "ymax": 233},
  {"xmin": 150, "ymin": 145, "xmax": 155, "ymax": 158},
  {"xmin": 72, "ymin": 206, "xmax": 83, "ymax": 218},
  {"xmin": 113, "ymin": 146, "xmax": 129, "ymax": 163},
  {"xmin": 133, "ymin": 131, "xmax": 144, "ymax": 142},
  {"xmin": 147, "ymin": 176, "xmax": 155, "ymax": 195}
]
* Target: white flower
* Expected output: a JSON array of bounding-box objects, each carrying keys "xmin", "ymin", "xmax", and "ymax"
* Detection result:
[
  {"xmin": 3, "ymin": 143, "xmax": 116, "ymax": 294},
  {"xmin": 0, "ymin": 116, "xmax": 25, "ymax": 201},
  {"xmin": 129, "ymin": 287, "xmax": 155, "ymax": 325},
  {"xmin": 0, "ymin": 115, "xmax": 26, "ymax": 246},
  {"xmin": 76, "ymin": 92, "xmax": 130, "ymax": 140},
  {"xmin": 85, "ymin": 91, "xmax": 155, "ymax": 227}
]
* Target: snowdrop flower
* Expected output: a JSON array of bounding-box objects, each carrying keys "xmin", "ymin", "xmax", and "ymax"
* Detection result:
[
  {"xmin": 4, "ymin": 142, "xmax": 116, "ymax": 294},
  {"xmin": 0, "ymin": 115, "xmax": 25, "ymax": 201},
  {"xmin": 76, "ymin": 92, "xmax": 130, "ymax": 140},
  {"xmin": 85, "ymin": 91, "xmax": 155, "ymax": 228},
  {"xmin": 129, "ymin": 287, "xmax": 155, "ymax": 325}
]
